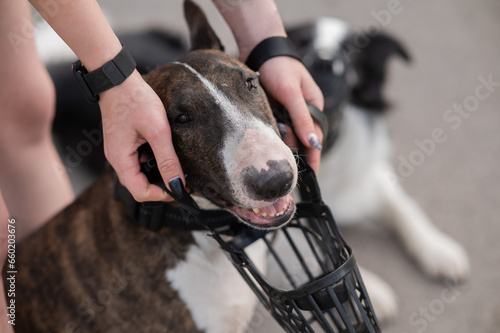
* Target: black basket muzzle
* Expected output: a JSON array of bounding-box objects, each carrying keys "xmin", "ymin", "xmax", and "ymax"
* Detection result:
[{"xmin": 214, "ymin": 160, "xmax": 380, "ymax": 333}]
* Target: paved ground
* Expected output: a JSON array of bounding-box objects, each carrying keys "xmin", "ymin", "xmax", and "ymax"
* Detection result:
[{"xmin": 66, "ymin": 0, "xmax": 500, "ymax": 332}]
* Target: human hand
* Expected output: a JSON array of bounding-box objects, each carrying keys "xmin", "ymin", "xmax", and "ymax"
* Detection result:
[
  {"xmin": 98, "ymin": 71, "xmax": 184, "ymax": 202},
  {"xmin": 258, "ymin": 57, "xmax": 325, "ymax": 174}
]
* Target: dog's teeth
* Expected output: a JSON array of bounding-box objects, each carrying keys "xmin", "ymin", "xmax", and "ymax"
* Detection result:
[
  {"xmin": 276, "ymin": 211, "xmax": 284, "ymax": 216},
  {"xmin": 283, "ymin": 203, "xmax": 288, "ymax": 210},
  {"xmin": 261, "ymin": 213, "xmax": 267, "ymax": 217},
  {"xmin": 269, "ymin": 213, "xmax": 276, "ymax": 217},
  {"xmin": 252, "ymin": 208, "xmax": 260, "ymax": 214}
]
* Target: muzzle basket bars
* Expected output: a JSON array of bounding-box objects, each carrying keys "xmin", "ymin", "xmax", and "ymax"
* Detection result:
[{"xmin": 218, "ymin": 160, "xmax": 380, "ymax": 333}]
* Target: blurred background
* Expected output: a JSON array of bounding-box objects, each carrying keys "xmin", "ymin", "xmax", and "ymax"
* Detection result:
[{"xmin": 41, "ymin": 0, "xmax": 500, "ymax": 332}]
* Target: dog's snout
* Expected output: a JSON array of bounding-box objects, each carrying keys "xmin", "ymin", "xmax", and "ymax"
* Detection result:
[{"xmin": 243, "ymin": 160, "xmax": 294, "ymax": 201}]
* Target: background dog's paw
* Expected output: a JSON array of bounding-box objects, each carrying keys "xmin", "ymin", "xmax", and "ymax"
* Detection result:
[
  {"xmin": 412, "ymin": 231, "xmax": 470, "ymax": 283},
  {"xmin": 359, "ymin": 267, "xmax": 398, "ymax": 323}
]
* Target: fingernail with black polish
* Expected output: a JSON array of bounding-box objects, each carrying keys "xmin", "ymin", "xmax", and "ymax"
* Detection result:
[
  {"xmin": 308, "ymin": 133, "xmax": 323, "ymax": 151},
  {"xmin": 278, "ymin": 123, "xmax": 288, "ymax": 139},
  {"xmin": 168, "ymin": 176, "xmax": 200, "ymax": 213},
  {"xmin": 168, "ymin": 177, "xmax": 185, "ymax": 199}
]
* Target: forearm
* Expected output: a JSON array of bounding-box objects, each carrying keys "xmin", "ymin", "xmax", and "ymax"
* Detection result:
[
  {"xmin": 29, "ymin": 0, "xmax": 121, "ymax": 71},
  {"xmin": 212, "ymin": 0, "xmax": 286, "ymax": 61}
]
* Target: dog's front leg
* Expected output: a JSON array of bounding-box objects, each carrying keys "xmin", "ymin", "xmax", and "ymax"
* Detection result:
[
  {"xmin": 358, "ymin": 266, "xmax": 398, "ymax": 322},
  {"xmin": 376, "ymin": 164, "xmax": 470, "ymax": 283}
]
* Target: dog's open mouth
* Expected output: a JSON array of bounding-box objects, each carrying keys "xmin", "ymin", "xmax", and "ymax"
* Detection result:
[
  {"xmin": 228, "ymin": 194, "xmax": 295, "ymax": 229},
  {"xmin": 203, "ymin": 187, "xmax": 295, "ymax": 229}
]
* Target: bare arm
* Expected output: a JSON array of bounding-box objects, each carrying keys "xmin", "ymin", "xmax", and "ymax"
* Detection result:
[
  {"xmin": 29, "ymin": 0, "xmax": 184, "ymax": 201},
  {"xmin": 29, "ymin": 0, "xmax": 121, "ymax": 71},
  {"xmin": 212, "ymin": 0, "xmax": 287, "ymax": 61},
  {"xmin": 213, "ymin": 0, "xmax": 325, "ymax": 173}
]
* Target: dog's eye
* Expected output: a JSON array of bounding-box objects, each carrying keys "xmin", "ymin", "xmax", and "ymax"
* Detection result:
[
  {"xmin": 176, "ymin": 114, "xmax": 191, "ymax": 124},
  {"xmin": 246, "ymin": 78, "xmax": 258, "ymax": 91}
]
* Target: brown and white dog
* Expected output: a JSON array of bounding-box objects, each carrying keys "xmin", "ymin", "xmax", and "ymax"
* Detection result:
[{"xmin": 6, "ymin": 2, "xmax": 298, "ymax": 332}]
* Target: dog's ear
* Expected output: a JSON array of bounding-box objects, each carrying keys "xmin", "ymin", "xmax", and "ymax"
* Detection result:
[
  {"xmin": 343, "ymin": 33, "xmax": 410, "ymax": 111},
  {"xmin": 184, "ymin": 0, "xmax": 224, "ymax": 51}
]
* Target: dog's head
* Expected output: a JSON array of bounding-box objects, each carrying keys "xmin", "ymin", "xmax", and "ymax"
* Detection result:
[
  {"xmin": 287, "ymin": 18, "xmax": 410, "ymax": 151},
  {"xmin": 288, "ymin": 17, "xmax": 410, "ymax": 111},
  {"xmin": 143, "ymin": 0, "xmax": 297, "ymax": 229}
]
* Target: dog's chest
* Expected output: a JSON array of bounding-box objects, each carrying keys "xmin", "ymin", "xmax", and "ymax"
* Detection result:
[{"xmin": 166, "ymin": 231, "xmax": 265, "ymax": 333}]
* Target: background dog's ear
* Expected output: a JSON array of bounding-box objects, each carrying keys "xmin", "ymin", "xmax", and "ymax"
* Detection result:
[
  {"xmin": 343, "ymin": 33, "xmax": 410, "ymax": 111},
  {"xmin": 184, "ymin": 0, "xmax": 224, "ymax": 51}
]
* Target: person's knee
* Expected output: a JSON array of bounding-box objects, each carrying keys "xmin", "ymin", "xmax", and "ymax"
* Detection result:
[{"xmin": 0, "ymin": 66, "xmax": 56, "ymax": 146}]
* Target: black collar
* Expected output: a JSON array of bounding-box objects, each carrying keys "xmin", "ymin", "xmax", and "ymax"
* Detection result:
[{"xmin": 113, "ymin": 174, "xmax": 241, "ymax": 234}]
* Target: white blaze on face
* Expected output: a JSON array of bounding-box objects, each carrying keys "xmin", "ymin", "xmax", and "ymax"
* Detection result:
[{"xmin": 173, "ymin": 62, "xmax": 297, "ymax": 207}]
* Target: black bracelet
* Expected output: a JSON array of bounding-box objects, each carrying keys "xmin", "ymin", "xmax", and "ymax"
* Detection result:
[
  {"xmin": 72, "ymin": 45, "xmax": 137, "ymax": 104},
  {"xmin": 245, "ymin": 36, "xmax": 302, "ymax": 71}
]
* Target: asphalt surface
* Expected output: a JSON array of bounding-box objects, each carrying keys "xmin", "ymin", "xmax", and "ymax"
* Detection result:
[{"xmin": 63, "ymin": 0, "xmax": 500, "ymax": 332}]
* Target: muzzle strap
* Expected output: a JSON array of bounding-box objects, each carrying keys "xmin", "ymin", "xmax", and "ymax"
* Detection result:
[
  {"xmin": 113, "ymin": 172, "xmax": 239, "ymax": 233},
  {"xmin": 273, "ymin": 101, "xmax": 329, "ymax": 147}
]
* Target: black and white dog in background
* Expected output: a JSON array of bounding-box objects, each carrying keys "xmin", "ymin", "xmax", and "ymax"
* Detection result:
[
  {"xmin": 41, "ymin": 16, "xmax": 469, "ymax": 322},
  {"xmin": 288, "ymin": 18, "xmax": 470, "ymax": 319}
]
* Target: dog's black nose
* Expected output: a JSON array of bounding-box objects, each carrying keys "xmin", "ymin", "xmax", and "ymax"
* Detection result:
[{"xmin": 243, "ymin": 160, "xmax": 294, "ymax": 201}]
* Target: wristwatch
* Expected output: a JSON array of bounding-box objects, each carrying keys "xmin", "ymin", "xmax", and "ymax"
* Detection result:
[{"xmin": 72, "ymin": 45, "xmax": 137, "ymax": 104}]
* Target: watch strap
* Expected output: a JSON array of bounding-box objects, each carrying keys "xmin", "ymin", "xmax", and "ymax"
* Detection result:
[{"xmin": 72, "ymin": 45, "xmax": 136, "ymax": 103}]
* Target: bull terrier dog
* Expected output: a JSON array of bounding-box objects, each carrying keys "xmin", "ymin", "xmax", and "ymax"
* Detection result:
[{"xmin": 6, "ymin": 1, "xmax": 299, "ymax": 332}]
